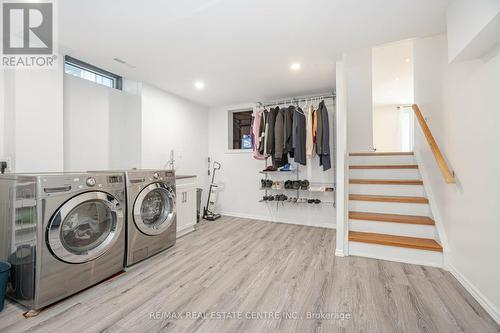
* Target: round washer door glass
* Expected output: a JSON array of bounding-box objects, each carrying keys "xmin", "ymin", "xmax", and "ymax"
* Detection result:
[
  {"xmin": 48, "ymin": 192, "xmax": 124, "ymax": 264},
  {"xmin": 134, "ymin": 183, "xmax": 176, "ymax": 235}
]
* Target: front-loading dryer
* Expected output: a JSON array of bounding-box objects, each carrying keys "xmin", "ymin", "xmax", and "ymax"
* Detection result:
[
  {"xmin": 0, "ymin": 172, "xmax": 126, "ymax": 310},
  {"xmin": 114, "ymin": 169, "xmax": 177, "ymax": 266}
]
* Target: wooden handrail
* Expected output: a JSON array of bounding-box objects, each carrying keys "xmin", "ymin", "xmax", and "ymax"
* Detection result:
[{"xmin": 412, "ymin": 104, "xmax": 455, "ymax": 184}]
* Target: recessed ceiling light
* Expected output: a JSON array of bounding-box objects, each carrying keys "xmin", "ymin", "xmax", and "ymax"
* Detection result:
[
  {"xmin": 395, "ymin": 77, "xmax": 400, "ymax": 81},
  {"xmin": 194, "ymin": 81, "xmax": 205, "ymax": 90},
  {"xmin": 290, "ymin": 63, "xmax": 301, "ymax": 71},
  {"xmin": 405, "ymin": 58, "xmax": 411, "ymax": 63}
]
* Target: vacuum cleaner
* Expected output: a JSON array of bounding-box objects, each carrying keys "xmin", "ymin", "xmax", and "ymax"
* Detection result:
[{"xmin": 203, "ymin": 161, "xmax": 222, "ymax": 221}]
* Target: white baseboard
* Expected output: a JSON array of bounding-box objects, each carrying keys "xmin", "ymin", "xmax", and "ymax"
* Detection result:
[
  {"xmin": 335, "ymin": 249, "xmax": 346, "ymax": 257},
  {"xmin": 448, "ymin": 264, "xmax": 500, "ymax": 325},
  {"xmin": 177, "ymin": 226, "xmax": 195, "ymax": 238},
  {"xmin": 220, "ymin": 211, "xmax": 336, "ymax": 229}
]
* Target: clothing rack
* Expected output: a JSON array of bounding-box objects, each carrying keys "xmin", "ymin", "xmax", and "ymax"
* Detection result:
[{"xmin": 257, "ymin": 92, "xmax": 335, "ymax": 108}]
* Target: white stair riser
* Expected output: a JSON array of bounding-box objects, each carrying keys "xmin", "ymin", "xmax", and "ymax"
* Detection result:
[
  {"xmin": 349, "ymin": 220, "xmax": 436, "ymax": 238},
  {"xmin": 349, "ymin": 155, "xmax": 416, "ymax": 165},
  {"xmin": 349, "ymin": 184, "xmax": 425, "ymax": 196},
  {"xmin": 350, "ymin": 168, "xmax": 421, "ymax": 180},
  {"xmin": 349, "ymin": 242, "xmax": 443, "ymax": 267},
  {"xmin": 349, "ymin": 200, "xmax": 430, "ymax": 216}
]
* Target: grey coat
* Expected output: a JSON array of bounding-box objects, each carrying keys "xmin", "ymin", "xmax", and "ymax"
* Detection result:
[{"xmin": 318, "ymin": 101, "xmax": 331, "ymax": 171}]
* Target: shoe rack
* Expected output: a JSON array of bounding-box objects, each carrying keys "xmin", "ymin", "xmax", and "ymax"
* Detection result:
[{"xmin": 259, "ymin": 161, "xmax": 335, "ymax": 207}]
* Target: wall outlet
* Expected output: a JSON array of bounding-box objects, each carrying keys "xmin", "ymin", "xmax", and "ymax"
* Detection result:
[{"xmin": 0, "ymin": 157, "xmax": 12, "ymax": 174}]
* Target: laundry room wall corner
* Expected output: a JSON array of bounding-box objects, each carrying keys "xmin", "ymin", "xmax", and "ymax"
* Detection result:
[{"xmin": 141, "ymin": 84, "xmax": 209, "ymax": 202}]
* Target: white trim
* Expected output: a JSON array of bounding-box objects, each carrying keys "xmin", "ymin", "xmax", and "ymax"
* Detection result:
[
  {"xmin": 224, "ymin": 149, "xmax": 253, "ymax": 154},
  {"xmin": 335, "ymin": 58, "xmax": 349, "ymax": 257},
  {"xmin": 349, "ymin": 250, "xmax": 443, "ymax": 268},
  {"xmin": 177, "ymin": 226, "xmax": 195, "ymax": 238},
  {"xmin": 335, "ymin": 249, "xmax": 346, "ymax": 257},
  {"xmin": 220, "ymin": 211, "xmax": 336, "ymax": 229},
  {"xmin": 414, "ymin": 150, "xmax": 450, "ymax": 256},
  {"xmin": 448, "ymin": 263, "xmax": 500, "ymax": 325}
]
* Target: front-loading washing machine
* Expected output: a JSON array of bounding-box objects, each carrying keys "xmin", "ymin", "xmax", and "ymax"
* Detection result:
[
  {"xmin": 92, "ymin": 170, "xmax": 177, "ymax": 266},
  {"xmin": 125, "ymin": 169, "xmax": 176, "ymax": 266},
  {"xmin": 0, "ymin": 172, "xmax": 126, "ymax": 310}
]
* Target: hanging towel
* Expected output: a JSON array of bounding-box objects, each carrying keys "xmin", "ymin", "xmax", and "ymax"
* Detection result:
[{"xmin": 318, "ymin": 100, "xmax": 331, "ymax": 171}]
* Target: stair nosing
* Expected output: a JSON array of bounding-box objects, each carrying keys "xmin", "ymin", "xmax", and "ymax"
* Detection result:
[
  {"xmin": 349, "ymin": 194, "xmax": 429, "ymax": 204},
  {"xmin": 349, "ymin": 211, "xmax": 435, "ymax": 225},
  {"xmin": 349, "ymin": 231, "xmax": 443, "ymax": 252},
  {"xmin": 350, "ymin": 165, "xmax": 418, "ymax": 169},
  {"xmin": 349, "ymin": 152, "xmax": 414, "ymax": 156},
  {"xmin": 349, "ymin": 179, "xmax": 424, "ymax": 185}
]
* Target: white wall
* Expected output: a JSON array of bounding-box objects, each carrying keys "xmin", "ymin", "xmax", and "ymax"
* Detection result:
[
  {"xmin": 414, "ymin": 34, "xmax": 500, "ymax": 322},
  {"xmin": 373, "ymin": 104, "xmax": 403, "ymax": 151},
  {"xmin": 345, "ymin": 48, "xmax": 373, "ymax": 152},
  {"xmin": 207, "ymin": 100, "xmax": 336, "ymax": 228},
  {"xmin": 141, "ymin": 84, "xmax": 208, "ymax": 188},
  {"xmin": 63, "ymin": 74, "xmax": 141, "ymax": 171},
  {"xmin": 1, "ymin": 63, "xmax": 64, "ymax": 173},
  {"xmin": 447, "ymin": 0, "xmax": 500, "ymax": 62},
  {"xmin": 0, "ymin": 69, "xmax": 4, "ymax": 159}
]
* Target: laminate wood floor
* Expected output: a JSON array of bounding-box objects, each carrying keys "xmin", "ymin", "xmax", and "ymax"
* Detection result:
[{"xmin": 0, "ymin": 216, "xmax": 498, "ymax": 333}]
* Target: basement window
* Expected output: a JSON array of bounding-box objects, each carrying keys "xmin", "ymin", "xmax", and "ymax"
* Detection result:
[
  {"xmin": 228, "ymin": 109, "xmax": 253, "ymax": 150},
  {"xmin": 64, "ymin": 55, "xmax": 122, "ymax": 90}
]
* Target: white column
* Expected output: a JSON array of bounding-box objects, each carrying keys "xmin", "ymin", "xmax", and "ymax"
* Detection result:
[{"xmin": 335, "ymin": 58, "xmax": 349, "ymax": 256}]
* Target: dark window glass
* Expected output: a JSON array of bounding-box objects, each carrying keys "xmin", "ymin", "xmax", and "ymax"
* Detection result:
[{"xmin": 232, "ymin": 110, "xmax": 253, "ymax": 149}]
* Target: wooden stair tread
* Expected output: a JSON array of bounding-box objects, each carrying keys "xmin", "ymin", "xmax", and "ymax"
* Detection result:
[
  {"xmin": 349, "ymin": 211, "xmax": 435, "ymax": 225},
  {"xmin": 350, "ymin": 164, "xmax": 418, "ymax": 169},
  {"xmin": 350, "ymin": 179, "xmax": 423, "ymax": 185},
  {"xmin": 349, "ymin": 231, "xmax": 442, "ymax": 252},
  {"xmin": 350, "ymin": 152, "xmax": 414, "ymax": 156},
  {"xmin": 349, "ymin": 194, "xmax": 429, "ymax": 204}
]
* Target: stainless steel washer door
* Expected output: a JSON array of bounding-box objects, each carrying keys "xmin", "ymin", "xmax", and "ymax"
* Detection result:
[
  {"xmin": 47, "ymin": 192, "xmax": 124, "ymax": 264},
  {"xmin": 133, "ymin": 183, "xmax": 176, "ymax": 236}
]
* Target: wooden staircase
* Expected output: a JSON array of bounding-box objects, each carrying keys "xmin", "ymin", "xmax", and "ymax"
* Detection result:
[{"xmin": 348, "ymin": 151, "xmax": 443, "ymax": 267}]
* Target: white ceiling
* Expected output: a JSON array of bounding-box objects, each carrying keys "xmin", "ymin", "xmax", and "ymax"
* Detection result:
[
  {"xmin": 58, "ymin": 0, "xmax": 450, "ymax": 107},
  {"xmin": 372, "ymin": 40, "xmax": 414, "ymax": 105}
]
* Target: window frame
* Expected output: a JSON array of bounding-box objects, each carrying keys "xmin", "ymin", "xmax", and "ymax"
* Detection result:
[
  {"xmin": 227, "ymin": 108, "xmax": 254, "ymax": 152},
  {"xmin": 64, "ymin": 55, "xmax": 123, "ymax": 90}
]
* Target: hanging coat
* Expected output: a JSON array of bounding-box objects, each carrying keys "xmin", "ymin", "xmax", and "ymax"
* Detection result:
[
  {"xmin": 284, "ymin": 106, "xmax": 294, "ymax": 158},
  {"xmin": 293, "ymin": 107, "xmax": 307, "ymax": 166},
  {"xmin": 252, "ymin": 110, "xmax": 266, "ymax": 160},
  {"xmin": 318, "ymin": 100, "xmax": 331, "ymax": 171}
]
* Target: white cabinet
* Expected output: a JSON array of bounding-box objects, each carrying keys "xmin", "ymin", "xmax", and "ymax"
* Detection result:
[{"xmin": 176, "ymin": 176, "xmax": 197, "ymax": 237}]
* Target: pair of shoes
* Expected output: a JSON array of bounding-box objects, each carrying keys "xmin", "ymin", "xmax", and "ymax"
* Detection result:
[
  {"xmin": 287, "ymin": 197, "xmax": 298, "ymax": 203},
  {"xmin": 262, "ymin": 166, "xmax": 277, "ymax": 172},
  {"xmin": 279, "ymin": 163, "xmax": 295, "ymax": 172},
  {"xmin": 272, "ymin": 181, "xmax": 284, "ymax": 190},
  {"xmin": 297, "ymin": 198, "xmax": 308, "ymax": 203},
  {"xmin": 287, "ymin": 180, "xmax": 309, "ymax": 190},
  {"xmin": 261, "ymin": 179, "xmax": 273, "ymax": 188},
  {"xmin": 304, "ymin": 199, "xmax": 321, "ymax": 204},
  {"xmin": 262, "ymin": 195, "xmax": 275, "ymax": 201},
  {"xmin": 275, "ymin": 194, "xmax": 288, "ymax": 201}
]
